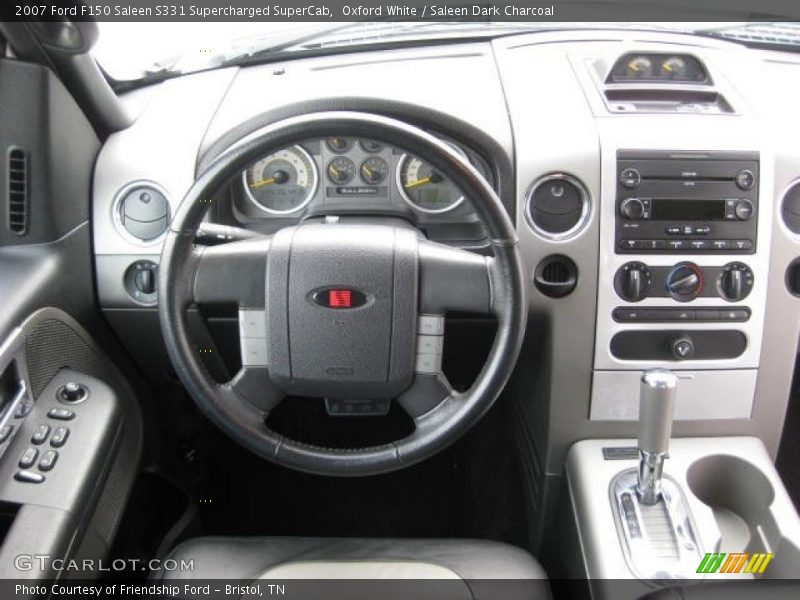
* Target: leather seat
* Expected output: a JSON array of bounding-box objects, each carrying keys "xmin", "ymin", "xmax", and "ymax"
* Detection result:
[{"xmin": 157, "ymin": 536, "xmax": 550, "ymax": 600}]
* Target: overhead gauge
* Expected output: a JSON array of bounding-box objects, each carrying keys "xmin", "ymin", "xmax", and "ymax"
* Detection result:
[
  {"xmin": 243, "ymin": 145, "xmax": 317, "ymax": 215},
  {"xmin": 326, "ymin": 138, "xmax": 354, "ymax": 153},
  {"xmin": 397, "ymin": 144, "xmax": 468, "ymax": 214},
  {"xmin": 327, "ymin": 157, "xmax": 356, "ymax": 185},
  {"xmin": 625, "ymin": 56, "xmax": 653, "ymax": 79},
  {"xmin": 661, "ymin": 56, "xmax": 688, "ymax": 80},
  {"xmin": 359, "ymin": 157, "xmax": 388, "ymax": 185}
]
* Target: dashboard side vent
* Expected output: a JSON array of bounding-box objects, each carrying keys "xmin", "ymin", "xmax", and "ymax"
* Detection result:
[
  {"xmin": 534, "ymin": 255, "xmax": 578, "ymax": 298},
  {"xmin": 7, "ymin": 148, "xmax": 28, "ymax": 235}
]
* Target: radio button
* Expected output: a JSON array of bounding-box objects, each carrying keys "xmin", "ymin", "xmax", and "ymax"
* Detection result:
[
  {"xmin": 689, "ymin": 240, "xmax": 710, "ymax": 250},
  {"xmin": 733, "ymin": 240, "xmax": 753, "ymax": 250},
  {"xmin": 620, "ymin": 239, "xmax": 642, "ymax": 250},
  {"xmin": 736, "ymin": 169, "xmax": 756, "ymax": 191},
  {"xmin": 734, "ymin": 200, "xmax": 754, "ymax": 220},
  {"xmin": 667, "ymin": 240, "xmax": 686, "ymax": 250},
  {"xmin": 711, "ymin": 240, "xmax": 731, "ymax": 250},
  {"xmin": 694, "ymin": 226, "xmax": 711, "ymax": 235},
  {"xmin": 642, "ymin": 240, "xmax": 666, "ymax": 250},
  {"xmin": 666, "ymin": 226, "xmax": 681, "ymax": 235},
  {"xmin": 620, "ymin": 168, "xmax": 642, "ymax": 189}
]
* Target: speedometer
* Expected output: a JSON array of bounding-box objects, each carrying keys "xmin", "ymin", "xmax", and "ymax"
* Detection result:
[
  {"xmin": 397, "ymin": 145, "xmax": 468, "ymax": 214},
  {"xmin": 243, "ymin": 146, "xmax": 318, "ymax": 215}
]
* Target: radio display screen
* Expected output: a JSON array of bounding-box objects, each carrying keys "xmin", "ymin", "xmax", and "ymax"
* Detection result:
[{"xmin": 652, "ymin": 199, "xmax": 725, "ymax": 220}]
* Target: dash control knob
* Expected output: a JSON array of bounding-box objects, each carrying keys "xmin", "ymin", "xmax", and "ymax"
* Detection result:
[
  {"xmin": 666, "ymin": 262, "xmax": 704, "ymax": 302},
  {"xmin": 620, "ymin": 198, "xmax": 646, "ymax": 220},
  {"xmin": 670, "ymin": 335, "xmax": 696, "ymax": 360},
  {"xmin": 718, "ymin": 262, "xmax": 754, "ymax": 301},
  {"xmin": 614, "ymin": 262, "xmax": 652, "ymax": 302}
]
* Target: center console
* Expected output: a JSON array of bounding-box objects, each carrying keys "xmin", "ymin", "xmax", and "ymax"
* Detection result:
[
  {"xmin": 567, "ymin": 371, "xmax": 800, "ymax": 598},
  {"xmin": 593, "ymin": 149, "xmax": 771, "ymax": 421}
]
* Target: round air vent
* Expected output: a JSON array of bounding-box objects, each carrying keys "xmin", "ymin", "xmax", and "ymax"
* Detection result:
[
  {"xmin": 524, "ymin": 174, "xmax": 590, "ymax": 240},
  {"xmin": 534, "ymin": 255, "xmax": 578, "ymax": 298},
  {"xmin": 114, "ymin": 182, "xmax": 170, "ymax": 242},
  {"xmin": 781, "ymin": 180, "xmax": 800, "ymax": 235}
]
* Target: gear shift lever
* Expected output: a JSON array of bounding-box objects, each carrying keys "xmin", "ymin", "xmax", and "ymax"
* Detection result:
[{"xmin": 636, "ymin": 369, "xmax": 678, "ymax": 505}]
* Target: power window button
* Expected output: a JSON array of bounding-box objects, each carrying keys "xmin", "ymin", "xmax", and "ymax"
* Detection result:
[
  {"xmin": 39, "ymin": 450, "xmax": 59, "ymax": 472},
  {"xmin": 31, "ymin": 425, "xmax": 51, "ymax": 445},
  {"xmin": 50, "ymin": 427, "xmax": 70, "ymax": 448},
  {"xmin": 19, "ymin": 447, "xmax": 39, "ymax": 469}
]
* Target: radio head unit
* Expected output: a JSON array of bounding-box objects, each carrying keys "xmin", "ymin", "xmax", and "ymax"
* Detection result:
[{"xmin": 615, "ymin": 151, "xmax": 758, "ymax": 253}]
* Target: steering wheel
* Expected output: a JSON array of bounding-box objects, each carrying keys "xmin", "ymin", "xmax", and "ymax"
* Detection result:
[{"xmin": 159, "ymin": 112, "xmax": 526, "ymax": 476}]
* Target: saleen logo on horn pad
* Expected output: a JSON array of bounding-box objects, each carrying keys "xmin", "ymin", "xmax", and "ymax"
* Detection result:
[{"xmin": 312, "ymin": 288, "xmax": 367, "ymax": 309}]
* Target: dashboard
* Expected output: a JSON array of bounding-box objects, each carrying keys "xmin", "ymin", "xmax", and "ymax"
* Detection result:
[{"xmin": 92, "ymin": 28, "xmax": 800, "ymax": 482}]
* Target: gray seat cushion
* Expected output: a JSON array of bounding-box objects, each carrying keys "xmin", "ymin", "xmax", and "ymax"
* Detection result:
[{"xmin": 157, "ymin": 536, "xmax": 550, "ymax": 600}]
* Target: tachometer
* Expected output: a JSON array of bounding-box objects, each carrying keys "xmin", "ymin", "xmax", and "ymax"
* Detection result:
[
  {"xmin": 397, "ymin": 145, "xmax": 467, "ymax": 214},
  {"xmin": 243, "ymin": 146, "xmax": 317, "ymax": 215}
]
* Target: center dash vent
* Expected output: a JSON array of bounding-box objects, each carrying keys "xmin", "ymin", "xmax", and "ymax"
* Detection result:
[
  {"xmin": 7, "ymin": 148, "xmax": 28, "ymax": 235},
  {"xmin": 534, "ymin": 255, "xmax": 578, "ymax": 298}
]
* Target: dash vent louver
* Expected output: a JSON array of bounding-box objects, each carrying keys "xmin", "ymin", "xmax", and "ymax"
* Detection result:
[{"xmin": 7, "ymin": 148, "xmax": 28, "ymax": 235}]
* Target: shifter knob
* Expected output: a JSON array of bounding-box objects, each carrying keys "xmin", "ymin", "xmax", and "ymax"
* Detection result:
[
  {"xmin": 639, "ymin": 369, "xmax": 678, "ymax": 453},
  {"xmin": 637, "ymin": 369, "xmax": 678, "ymax": 505}
]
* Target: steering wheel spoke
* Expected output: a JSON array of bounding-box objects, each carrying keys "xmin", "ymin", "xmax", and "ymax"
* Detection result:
[
  {"xmin": 224, "ymin": 366, "xmax": 284, "ymax": 413},
  {"xmin": 418, "ymin": 240, "xmax": 495, "ymax": 315},
  {"xmin": 193, "ymin": 238, "xmax": 270, "ymax": 307}
]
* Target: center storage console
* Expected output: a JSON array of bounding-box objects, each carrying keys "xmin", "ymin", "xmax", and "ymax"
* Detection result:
[{"xmin": 566, "ymin": 437, "xmax": 800, "ymax": 598}]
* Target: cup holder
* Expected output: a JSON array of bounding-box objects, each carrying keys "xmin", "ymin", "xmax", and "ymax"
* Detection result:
[{"xmin": 687, "ymin": 455, "xmax": 790, "ymax": 571}]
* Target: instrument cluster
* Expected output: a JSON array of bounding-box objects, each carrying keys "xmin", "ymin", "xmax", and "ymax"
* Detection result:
[{"xmin": 237, "ymin": 136, "xmax": 486, "ymax": 221}]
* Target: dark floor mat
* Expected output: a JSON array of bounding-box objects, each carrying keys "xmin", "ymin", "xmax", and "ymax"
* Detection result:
[{"xmin": 188, "ymin": 395, "xmax": 527, "ymax": 545}]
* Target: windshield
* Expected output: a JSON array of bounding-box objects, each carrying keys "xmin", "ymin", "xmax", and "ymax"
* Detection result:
[{"xmin": 93, "ymin": 21, "xmax": 800, "ymax": 84}]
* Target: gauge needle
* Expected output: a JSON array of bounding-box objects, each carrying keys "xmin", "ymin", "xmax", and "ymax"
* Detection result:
[
  {"xmin": 405, "ymin": 176, "xmax": 432, "ymax": 189},
  {"xmin": 328, "ymin": 165, "xmax": 341, "ymax": 179},
  {"xmin": 249, "ymin": 177, "xmax": 276, "ymax": 189},
  {"xmin": 663, "ymin": 64, "xmax": 673, "ymax": 72},
  {"xmin": 362, "ymin": 165, "xmax": 374, "ymax": 178}
]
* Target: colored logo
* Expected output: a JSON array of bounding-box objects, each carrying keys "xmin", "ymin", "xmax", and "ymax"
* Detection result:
[
  {"xmin": 696, "ymin": 552, "xmax": 773, "ymax": 574},
  {"xmin": 311, "ymin": 288, "xmax": 368, "ymax": 309}
]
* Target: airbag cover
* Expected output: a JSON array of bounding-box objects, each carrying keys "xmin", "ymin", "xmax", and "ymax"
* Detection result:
[{"xmin": 267, "ymin": 224, "xmax": 418, "ymax": 399}]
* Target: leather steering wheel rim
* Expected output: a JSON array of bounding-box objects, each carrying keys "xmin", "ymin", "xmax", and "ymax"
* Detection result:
[{"xmin": 159, "ymin": 111, "xmax": 526, "ymax": 476}]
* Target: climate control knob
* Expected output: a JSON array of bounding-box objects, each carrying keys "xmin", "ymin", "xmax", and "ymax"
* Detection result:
[
  {"xmin": 666, "ymin": 262, "xmax": 704, "ymax": 302},
  {"xmin": 614, "ymin": 262, "xmax": 652, "ymax": 302},
  {"xmin": 620, "ymin": 198, "xmax": 645, "ymax": 220},
  {"xmin": 718, "ymin": 262, "xmax": 754, "ymax": 301}
]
